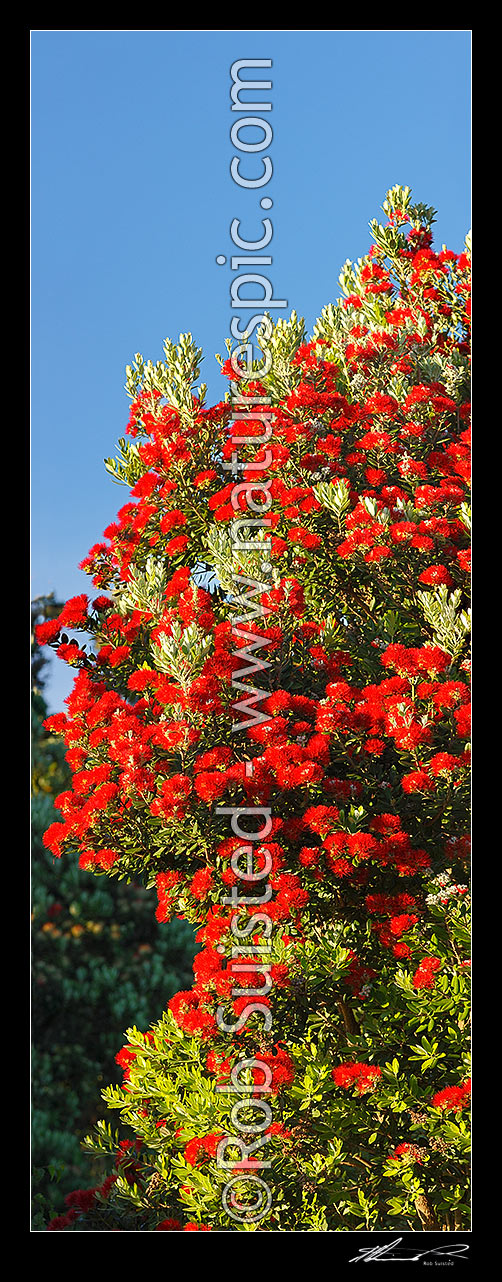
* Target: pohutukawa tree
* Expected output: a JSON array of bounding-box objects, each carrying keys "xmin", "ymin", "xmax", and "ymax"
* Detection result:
[{"xmin": 37, "ymin": 186, "xmax": 471, "ymax": 1232}]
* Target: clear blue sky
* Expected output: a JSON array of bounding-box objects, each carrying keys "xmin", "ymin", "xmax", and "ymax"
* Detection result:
[{"xmin": 31, "ymin": 29, "xmax": 471, "ymax": 711}]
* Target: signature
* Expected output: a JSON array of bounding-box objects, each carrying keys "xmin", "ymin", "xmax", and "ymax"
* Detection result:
[{"xmin": 349, "ymin": 1238, "xmax": 469, "ymax": 1263}]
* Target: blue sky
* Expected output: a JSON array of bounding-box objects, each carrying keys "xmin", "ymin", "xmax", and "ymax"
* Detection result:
[{"xmin": 31, "ymin": 29, "xmax": 471, "ymax": 710}]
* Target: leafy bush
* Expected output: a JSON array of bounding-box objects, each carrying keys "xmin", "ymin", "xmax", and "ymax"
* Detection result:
[{"xmin": 35, "ymin": 187, "xmax": 470, "ymax": 1232}]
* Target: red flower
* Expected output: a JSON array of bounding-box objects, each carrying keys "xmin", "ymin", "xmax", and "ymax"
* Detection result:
[
  {"xmin": 418, "ymin": 565, "xmax": 454, "ymax": 587},
  {"xmin": 390, "ymin": 1143, "xmax": 423, "ymax": 1164},
  {"xmin": 332, "ymin": 1062, "xmax": 382, "ymax": 1094},
  {"xmin": 431, "ymin": 1080, "xmax": 470, "ymax": 1111},
  {"xmin": 413, "ymin": 957, "xmax": 441, "ymax": 991}
]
